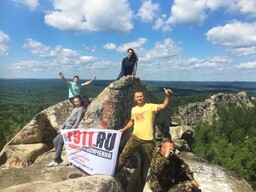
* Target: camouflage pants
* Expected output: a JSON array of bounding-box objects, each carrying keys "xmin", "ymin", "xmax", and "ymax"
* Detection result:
[
  {"xmin": 168, "ymin": 180, "xmax": 194, "ymax": 192},
  {"xmin": 118, "ymin": 134, "xmax": 155, "ymax": 171}
]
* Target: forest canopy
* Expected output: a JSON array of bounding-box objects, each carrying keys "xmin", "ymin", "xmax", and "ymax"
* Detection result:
[{"xmin": 192, "ymin": 102, "xmax": 256, "ymax": 189}]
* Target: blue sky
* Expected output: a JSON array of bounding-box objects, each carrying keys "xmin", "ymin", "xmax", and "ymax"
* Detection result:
[{"xmin": 0, "ymin": 0, "xmax": 256, "ymax": 81}]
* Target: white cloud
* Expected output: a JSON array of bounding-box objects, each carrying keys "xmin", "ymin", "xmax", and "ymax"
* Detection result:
[
  {"xmin": 2, "ymin": 57, "xmax": 116, "ymax": 79},
  {"xmin": 45, "ymin": 0, "xmax": 133, "ymax": 33},
  {"xmin": 116, "ymin": 38, "xmax": 148, "ymax": 53},
  {"xmin": 167, "ymin": 0, "xmax": 207, "ymax": 25},
  {"xmin": 11, "ymin": 0, "xmax": 39, "ymax": 10},
  {"xmin": 169, "ymin": 0, "xmax": 256, "ymax": 25},
  {"xmin": 185, "ymin": 56, "xmax": 232, "ymax": 70},
  {"xmin": 9, "ymin": 60, "xmax": 48, "ymax": 71},
  {"xmin": 152, "ymin": 0, "xmax": 256, "ymax": 32},
  {"xmin": 152, "ymin": 17, "xmax": 164, "ymax": 31},
  {"xmin": 2, "ymin": 60, "xmax": 57, "ymax": 79},
  {"xmin": 84, "ymin": 46, "xmax": 97, "ymax": 53},
  {"xmin": 2, "ymin": 38, "xmax": 120, "ymax": 79},
  {"xmin": 140, "ymin": 38, "xmax": 182, "ymax": 63},
  {"xmin": 136, "ymin": 38, "xmax": 236, "ymax": 79},
  {"xmin": 22, "ymin": 39, "xmax": 95, "ymax": 65},
  {"xmin": 206, "ymin": 21, "xmax": 256, "ymax": 56},
  {"xmin": 0, "ymin": 31, "xmax": 10, "ymax": 56},
  {"xmin": 207, "ymin": 0, "xmax": 256, "ymax": 18},
  {"xmin": 103, "ymin": 43, "xmax": 117, "ymax": 50},
  {"xmin": 206, "ymin": 0, "xmax": 236, "ymax": 11},
  {"xmin": 237, "ymin": 0, "xmax": 256, "ymax": 18},
  {"xmin": 236, "ymin": 61, "xmax": 256, "ymax": 69},
  {"xmin": 23, "ymin": 39, "xmax": 51, "ymax": 57},
  {"xmin": 91, "ymin": 60, "xmax": 115, "ymax": 70},
  {"xmin": 78, "ymin": 56, "xmax": 95, "ymax": 63},
  {"xmin": 137, "ymin": 0, "xmax": 159, "ymax": 23},
  {"xmin": 152, "ymin": 0, "xmax": 207, "ymax": 31}
]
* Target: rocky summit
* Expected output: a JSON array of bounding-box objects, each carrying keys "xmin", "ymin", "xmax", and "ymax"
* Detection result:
[
  {"xmin": 173, "ymin": 92, "xmax": 255, "ymax": 128},
  {"xmin": 0, "ymin": 76, "xmax": 255, "ymax": 192}
]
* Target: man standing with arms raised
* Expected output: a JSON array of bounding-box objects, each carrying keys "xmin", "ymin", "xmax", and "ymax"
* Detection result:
[
  {"xmin": 59, "ymin": 72, "xmax": 96, "ymax": 105},
  {"xmin": 116, "ymin": 88, "xmax": 172, "ymax": 181}
]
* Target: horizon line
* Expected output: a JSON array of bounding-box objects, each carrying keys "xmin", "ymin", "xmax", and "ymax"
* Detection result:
[{"xmin": 0, "ymin": 78, "xmax": 256, "ymax": 83}]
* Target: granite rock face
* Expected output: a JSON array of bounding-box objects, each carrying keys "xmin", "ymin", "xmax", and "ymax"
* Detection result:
[
  {"xmin": 0, "ymin": 100, "xmax": 74, "ymax": 168},
  {"xmin": 80, "ymin": 76, "xmax": 157, "ymax": 130},
  {"xmin": 1, "ymin": 177, "xmax": 123, "ymax": 192},
  {"xmin": 173, "ymin": 92, "xmax": 254, "ymax": 128},
  {"xmin": 0, "ymin": 149, "xmax": 254, "ymax": 192}
]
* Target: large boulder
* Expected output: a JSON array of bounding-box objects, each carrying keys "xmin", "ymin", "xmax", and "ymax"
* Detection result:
[
  {"xmin": 80, "ymin": 76, "xmax": 157, "ymax": 130},
  {"xmin": 1, "ymin": 177, "xmax": 123, "ymax": 192},
  {"xmin": 0, "ymin": 149, "xmax": 254, "ymax": 192},
  {"xmin": 170, "ymin": 125, "xmax": 194, "ymax": 151},
  {"xmin": 0, "ymin": 100, "xmax": 74, "ymax": 168},
  {"xmin": 154, "ymin": 107, "xmax": 172, "ymax": 140}
]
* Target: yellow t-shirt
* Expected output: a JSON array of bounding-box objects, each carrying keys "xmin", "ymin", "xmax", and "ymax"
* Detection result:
[{"xmin": 131, "ymin": 103, "xmax": 158, "ymax": 140}]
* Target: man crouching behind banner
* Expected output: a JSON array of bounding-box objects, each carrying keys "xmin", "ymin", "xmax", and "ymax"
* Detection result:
[{"xmin": 47, "ymin": 95, "xmax": 85, "ymax": 167}]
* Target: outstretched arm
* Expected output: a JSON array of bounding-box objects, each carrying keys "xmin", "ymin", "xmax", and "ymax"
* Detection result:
[
  {"xmin": 82, "ymin": 76, "xmax": 96, "ymax": 86},
  {"xmin": 119, "ymin": 119, "xmax": 134, "ymax": 133},
  {"xmin": 157, "ymin": 88, "xmax": 172, "ymax": 111},
  {"xmin": 59, "ymin": 72, "xmax": 70, "ymax": 84}
]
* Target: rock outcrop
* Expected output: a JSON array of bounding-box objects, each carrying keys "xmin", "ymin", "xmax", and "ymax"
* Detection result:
[
  {"xmin": 80, "ymin": 76, "xmax": 157, "ymax": 130},
  {"xmin": 169, "ymin": 125, "xmax": 195, "ymax": 151},
  {"xmin": 173, "ymin": 92, "xmax": 254, "ymax": 128},
  {"xmin": 0, "ymin": 76, "xmax": 159, "ymax": 191},
  {"xmin": 2, "ymin": 176, "xmax": 123, "ymax": 192},
  {"xmin": 0, "ymin": 76, "xmax": 156, "ymax": 169},
  {"xmin": 0, "ymin": 77, "xmax": 255, "ymax": 192},
  {"xmin": 0, "ymin": 149, "xmax": 254, "ymax": 192},
  {"xmin": 0, "ymin": 100, "xmax": 74, "ymax": 168}
]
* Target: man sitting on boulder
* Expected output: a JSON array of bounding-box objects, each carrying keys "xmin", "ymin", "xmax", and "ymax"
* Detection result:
[
  {"xmin": 146, "ymin": 139, "xmax": 200, "ymax": 192},
  {"xmin": 47, "ymin": 95, "xmax": 85, "ymax": 167}
]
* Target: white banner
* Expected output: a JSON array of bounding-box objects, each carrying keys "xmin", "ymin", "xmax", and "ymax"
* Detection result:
[{"xmin": 61, "ymin": 128, "xmax": 122, "ymax": 176}]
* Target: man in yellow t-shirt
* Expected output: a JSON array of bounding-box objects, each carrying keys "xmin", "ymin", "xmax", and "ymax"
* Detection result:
[{"xmin": 116, "ymin": 88, "xmax": 172, "ymax": 179}]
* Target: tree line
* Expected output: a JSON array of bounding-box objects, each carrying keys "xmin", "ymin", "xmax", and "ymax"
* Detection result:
[{"xmin": 192, "ymin": 101, "xmax": 256, "ymax": 190}]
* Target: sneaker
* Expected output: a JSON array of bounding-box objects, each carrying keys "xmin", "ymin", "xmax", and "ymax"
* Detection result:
[{"xmin": 47, "ymin": 161, "xmax": 59, "ymax": 167}]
